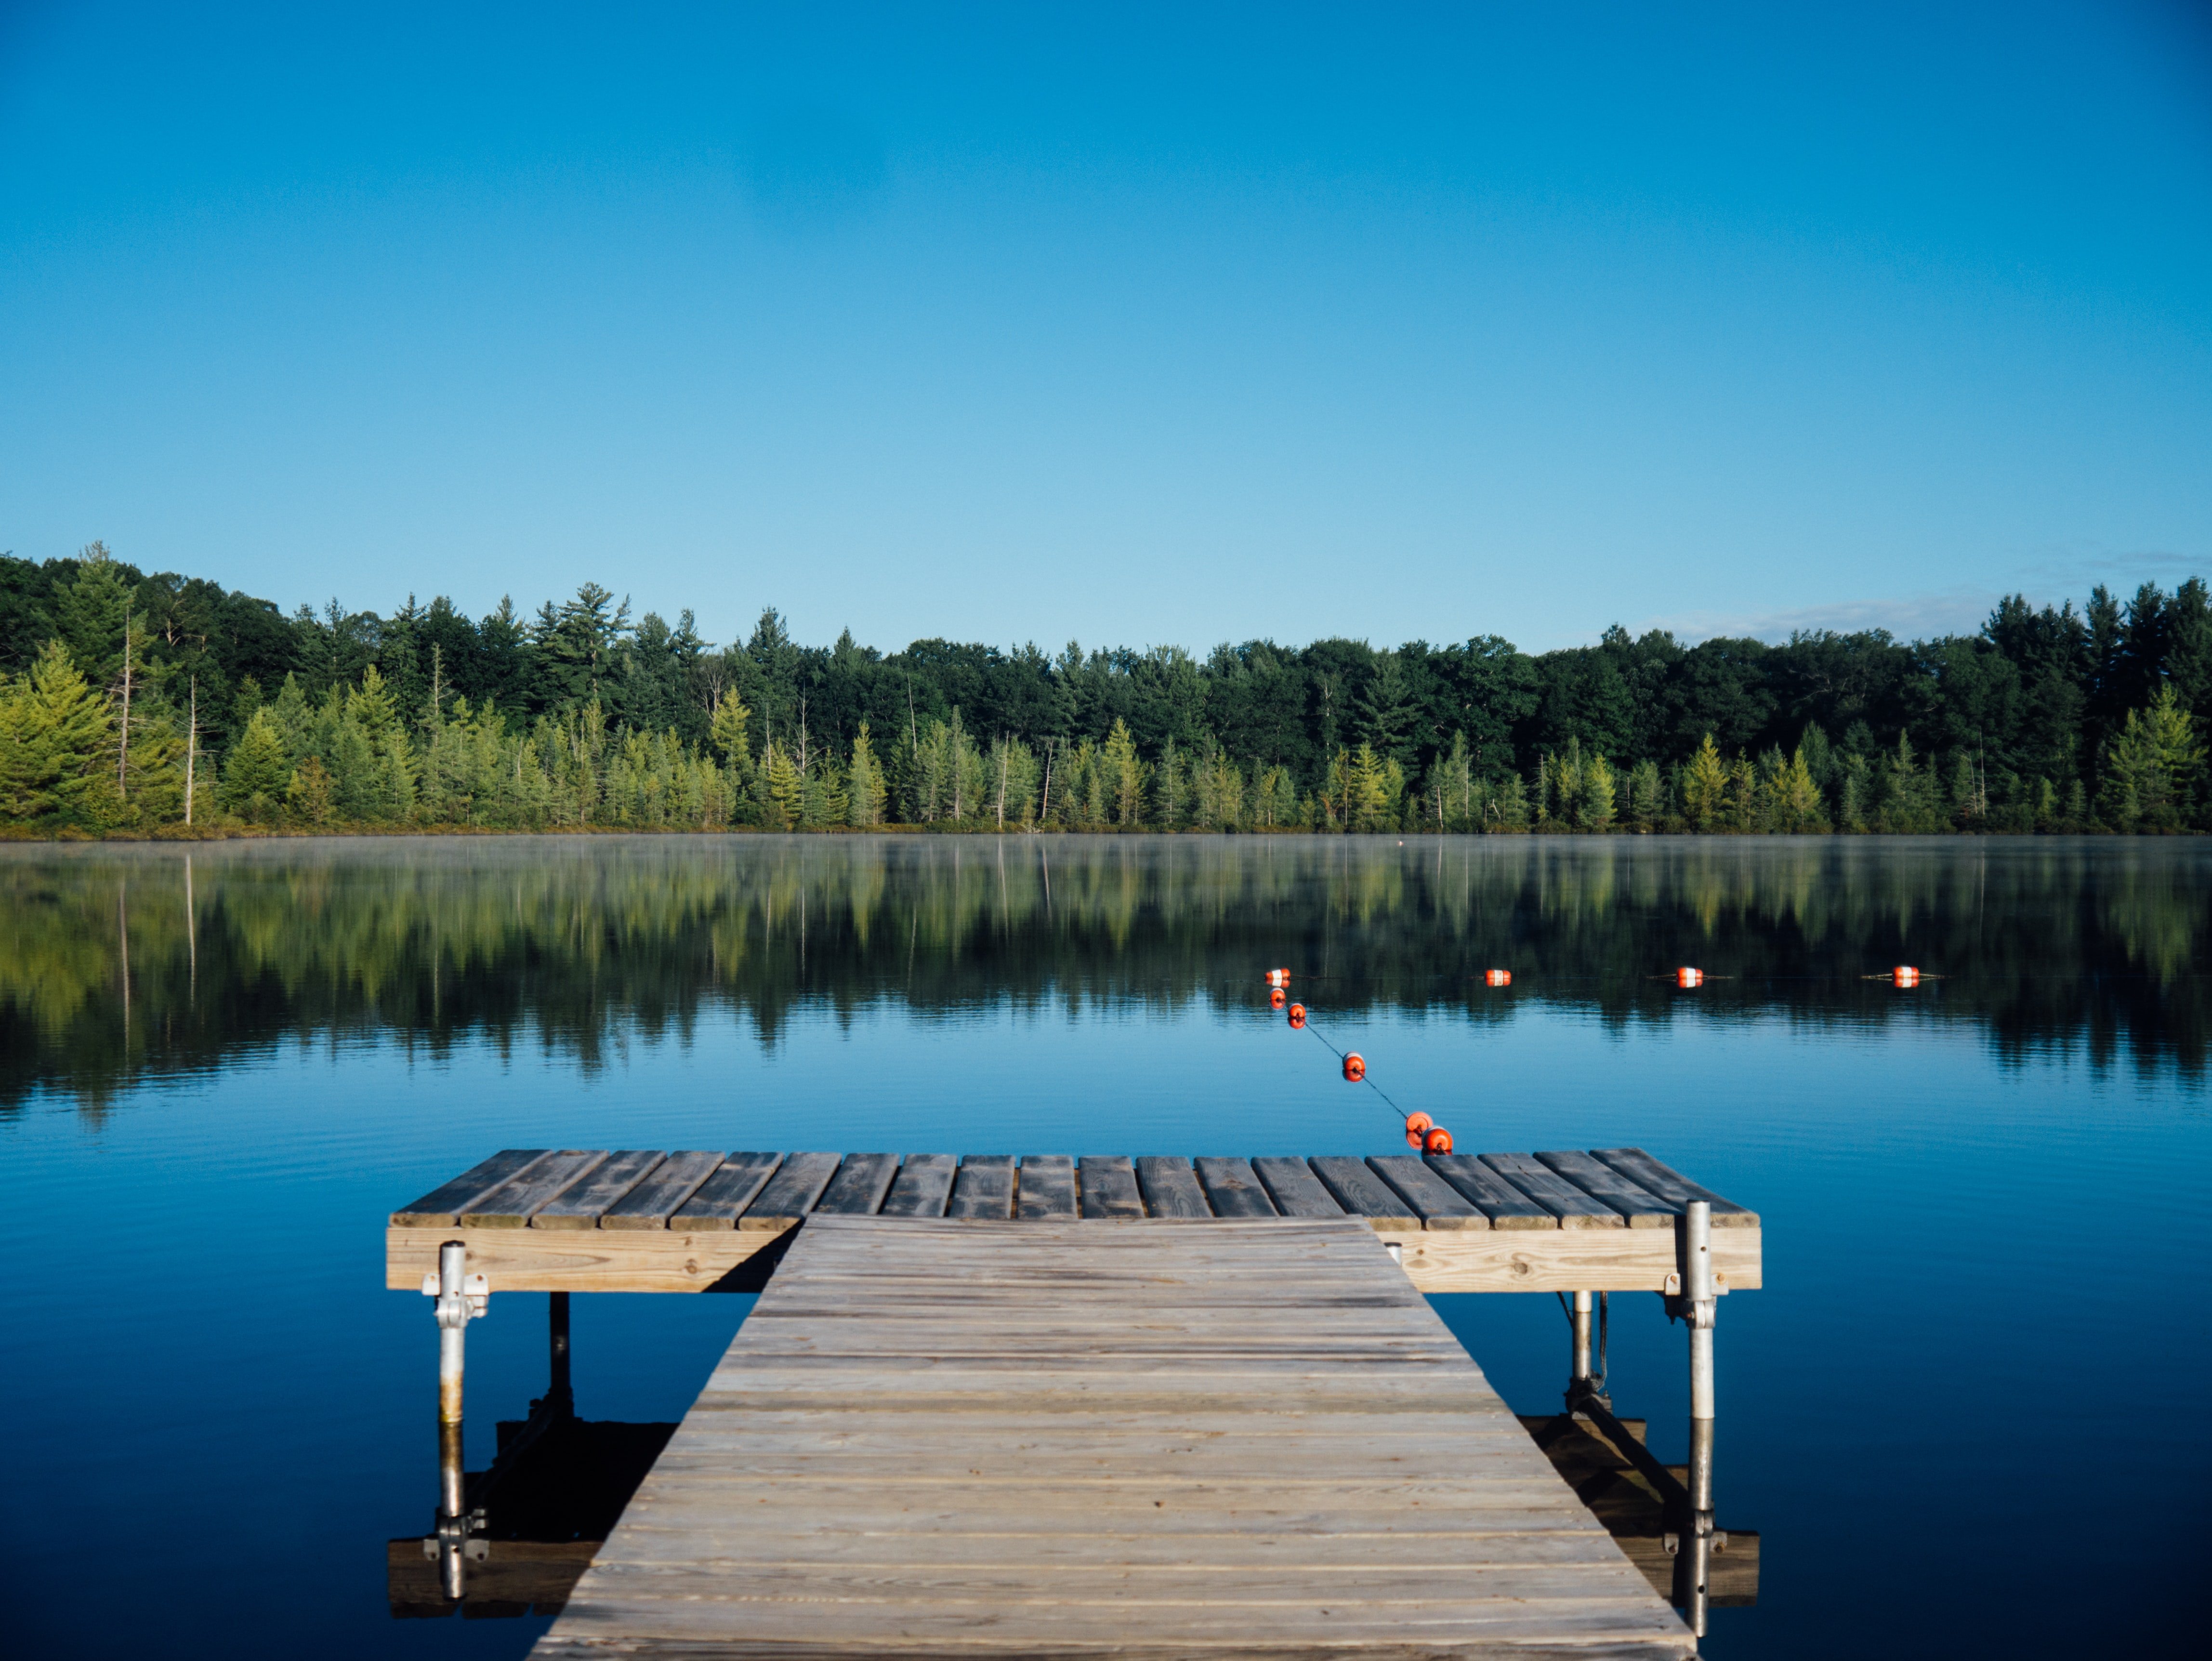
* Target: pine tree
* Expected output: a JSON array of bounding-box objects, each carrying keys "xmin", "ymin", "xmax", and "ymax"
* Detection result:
[
  {"xmin": 762, "ymin": 740, "xmax": 802, "ymax": 829},
  {"xmin": 53, "ymin": 545, "xmax": 131, "ymax": 686},
  {"xmin": 1767, "ymin": 747, "xmax": 1825, "ymax": 832},
  {"xmin": 222, "ymin": 707, "xmax": 292, "ymax": 821},
  {"xmin": 1102, "ymin": 719, "xmax": 1145, "ymax": 826},
  {"xmin": 287, "ymin": 756, "xmax": 335, "ymax": 824},
  {"xmin": 1577, "ymin": 753, "xmax": 1617, "ymax": 832},
  {"xmin": 1347, "ymin": 744, "xmax": 1391, "ymax": 831},
  {"xmin": 0, "ymin": 641, "xmax": 120, "ymax": 823},
  {"xmin": 1681, "ymin": 734, "xmax": 1727, "ymax": 830},
  {"xmin": 1627, "ymin": 759, "xmax": 1664, "ymax": 830},
  {"xmin": 847, "ymin": 722, "xmax": 889, "ymax": 826},
  {"xmin": 2099, "ymin": 686, "xmax": 2203, "ymax": 831}
]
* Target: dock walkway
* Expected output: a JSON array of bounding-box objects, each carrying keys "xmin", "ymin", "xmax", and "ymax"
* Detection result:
[{"xmin": 532, "ymin": 1215, "xmax": 1696, "ymax": 1660}]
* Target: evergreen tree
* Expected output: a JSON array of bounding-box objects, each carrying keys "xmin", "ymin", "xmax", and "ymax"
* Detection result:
[
  {"xmin": 762, "ymin": 740, "xmax": 802, "ymax": 829},
  {"xmin": 1577, "ymin": 753, "xmax": 1617, "ymax": 832},
  {"xmin": 1627, "ymin": 759, "xmax": 1664, "ymax": 830},
  {"xmin": 0, "ymin": 641, "xmax": 119, "ymax": 823},
  {"xmin": 221, "ymin": 707, "xmax": 292, "ymax": 820},
  {"xmin": 1680, "ymin": 734, "xmax": 1727, "ymax": 830},
  {"xmin": 53, "ymin": 544, "xmax": 131, "ymax": 686},
  {"xmin": 1102, "ymin": 718, "xmax": 1145, "ymax": 826},
  {"xmin": 1347, "ymin": 744, "xmax": 1392, "ymax": 831},
  {"xmin": 2099, "ymin": 687, "xmax": 2202, "ymax": 831},
  {"xmin": 847, "ymin": 723, "xmax": 889, "ymax": 826},
  {"xmin": 1767, "ymin": 747, "xmax": 1825, "ymax": 832},
  {"xmin": 1355, "ymin": 651, "xmax": 1419, "ymax": 765}
]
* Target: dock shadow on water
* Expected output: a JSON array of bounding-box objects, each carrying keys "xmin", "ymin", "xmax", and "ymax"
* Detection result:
[{"xmin": 6, "ymin": 832, "xmax": 2211, "ymax": 1109}]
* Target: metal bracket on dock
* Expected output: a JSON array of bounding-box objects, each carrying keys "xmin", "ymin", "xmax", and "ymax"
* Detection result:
[{"xmin": 423, "ymin": 1268, "xmax": 488, "ymax": 1320}]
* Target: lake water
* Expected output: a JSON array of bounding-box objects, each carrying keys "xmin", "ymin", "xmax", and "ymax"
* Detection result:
[{"xmin": 2, "ymin": 834, "xmax": 2205, "ymax": 1658}]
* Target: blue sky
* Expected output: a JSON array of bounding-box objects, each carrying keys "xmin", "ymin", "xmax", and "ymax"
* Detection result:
[{"xmin": 3, "ymin": 2, "xmax": 2208, "ymax": 654}]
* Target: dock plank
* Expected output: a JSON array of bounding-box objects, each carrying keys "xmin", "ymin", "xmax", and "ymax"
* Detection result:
[
  {"xmin": 392, "ymin": 1149, "xmax": 552, "ymax": 1226},
  {"xmin": 531, "ymin": 1150, "xmax": 666, "ymax": 1230},
  {"xmin": 1194, "ymin": 1156, "xmax": 1278, "ymax": 1218},
  {"xmin": 1017, "ymin": 1156, "xmax": 1078, "ymax": 1220},
  {"xmin": 1250, "ymin": 1155, "xmax": 1346, "ymax": 1218},
  {"xmin": 1593, "ymin": 1147, "xmax": 1760, "ymax": 1226},
  {"xmin": 741, "ymin": 1152, "xmax": 842, "ymax": 1229},
  {"xmin": 1134, "ymin": 1155, "xmax": 1211, "ymax": 1219},
  {"xmin": 599, "ymin": 1151, "xmax": 724, "ymax": 1230},
  {"xmin": 946, "ymin": 1155, "xmax": 1014, "ymax": 1220},
  {"xmin": 812, "ymin": 1153, "xmax": 900, "ymax": 1217},
  {"xmin": 1427, "ymin": 1154, "xmax": 1557, "ymax": 1228},
  {"xmin": 1481, "ymin": 1153, "xmax": 1623, "ymax": 1229},
  {"xmin": 1308, "ymin": 1155, "xmax": 1422, "ymax": 1231},
  {"xmin": 1077, "ymin": 1155, "xmax": 1144, "ymax": 1219},
  {"xmin": 1535, "ymin": 1151, "xmax": 1677, "ymax": 1228},
  {"xmin": 671, "ymin": 1153, "xmax": 783, "ymax": 1230},
  {"xmin": 531, "ymin": 1217, "xmax": 1694, "ymax": 1660},
  {"xmin": 879, "ymin": 1154, "xmax": 955, "ymax": 1218},
  {"xmin": 461, "ymin": 1151, "xmax": 609, "ymax": 1229},
  {"xmin": 1368, "ymin": 1155, "xmax": 1489, "ymax": 1229}
]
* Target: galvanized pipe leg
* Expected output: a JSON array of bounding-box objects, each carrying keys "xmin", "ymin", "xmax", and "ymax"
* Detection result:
[
  {"xmin": 1676, "ymin": 1201, "xmax": 1717, "ymax": 1638},
  {"xmin": 1563, "ymin": 1290, "xmax": 1609, "ymax": 1415},
  {"xmin": 424, "ymin": 1240, "xmax": 487, "ymax": 1600}
]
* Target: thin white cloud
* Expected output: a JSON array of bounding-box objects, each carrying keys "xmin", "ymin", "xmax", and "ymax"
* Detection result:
[
  {"xmin": 1628, "ymin": 589, "xmax": 2001, "ymax": 646},
  {"xmin": 1623, "ymin": 546, "xmax": 2205, "ymax": 647}
]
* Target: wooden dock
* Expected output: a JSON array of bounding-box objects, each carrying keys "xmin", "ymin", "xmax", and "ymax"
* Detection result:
[
  {"xmin": 386, "ymin": 1148, "xmax": 1761, "ymax": 1297},
  {"xmin": 530, "ymin": 1215, "xmax": 1698, "ymax": 1660},
  {"xmin": 392, "ymin": 1148, "xmax": 1757, "ymax": 1653}
]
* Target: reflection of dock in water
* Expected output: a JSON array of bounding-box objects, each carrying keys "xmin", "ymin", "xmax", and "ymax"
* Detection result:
[
  {"xmin": 388, "ymin": 1148, "xmax": 1760, "ymax": 1652},
  {"xmin": 387, "ymin": 1409, "xmax": 675, "ymax": 1618}
]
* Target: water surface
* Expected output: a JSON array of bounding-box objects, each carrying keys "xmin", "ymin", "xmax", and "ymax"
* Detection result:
[{"xmin": 2, "ymin": 835, "xmax": 2205, "ymax": 1658}]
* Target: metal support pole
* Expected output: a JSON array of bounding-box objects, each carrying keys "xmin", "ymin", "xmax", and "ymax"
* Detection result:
[
  {"xmin": 548, "ymin": 1291, "xmax": 573, "ymax": 1416},
  {"xmin": 1563, "ymin": 1290, "xmax": 1611, "ymax": 1415},
  {"xmin": 1675, "ymin": 1200, "xmax": 1717, "ymax": 1638},
  {"xmin": 423, "ymin": 1240, "xmax": 487, "ymax": 1600}
]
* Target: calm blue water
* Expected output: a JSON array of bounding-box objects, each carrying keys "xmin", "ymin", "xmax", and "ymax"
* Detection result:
[{"xmin": 1, "ymin": 835, "xmax": 2205, "ymax": 1657}]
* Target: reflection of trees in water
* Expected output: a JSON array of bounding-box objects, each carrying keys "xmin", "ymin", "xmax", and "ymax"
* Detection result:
[{"xmin": 4, "ymin": 835, "xmax": 2208, "ymax": 1109}]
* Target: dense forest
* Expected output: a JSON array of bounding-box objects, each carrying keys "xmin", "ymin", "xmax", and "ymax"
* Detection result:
[{"xmin": 2, "ymin": 542, "xmax": 2208, "ymax": 836}]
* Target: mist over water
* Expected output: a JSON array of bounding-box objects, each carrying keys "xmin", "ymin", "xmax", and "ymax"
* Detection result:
[
  {"xmin": 1, "ymin": 834, "xmax": 2204, "ymax": 1659},
  {"xmin": 8, "ymin": 833, "xmax": 2211, "ymax": 1107}
]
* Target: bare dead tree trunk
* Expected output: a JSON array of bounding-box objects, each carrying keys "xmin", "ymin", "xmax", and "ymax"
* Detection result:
[
  {"xmin": 117, "ymin": 613, "xmax": 133, "ymax": 800},
  {"xmin": 184, "ymin": 677, "xmax": 198, "ymax": 826}
]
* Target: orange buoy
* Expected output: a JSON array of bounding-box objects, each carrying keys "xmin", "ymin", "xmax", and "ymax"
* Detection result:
[
  {"xmin": 1423, "ymin": 1126, "xmax": 1454, "ymax": 1154},
  {"xmin": 1270, "ymin": 987, "xmax": 1286, "ymax": 1009},
  {"xmin": 1676, "ymin": 967, "xmax": 1703, "ymax": 988},
  {"xmin": 1266, "ymin": 968, "xmax": 1291, "ymax": 988},
  {"xmin": 1484, "ymin": 969, "xmax": 1511, "ymax": 987},
  {"xmin": 1343, "ymin": 1053, "xmax": 1366, "ymax": 1082},
  {"xmin": 1893, "ymin": 966, "xmax": 1920, "ymax": 988},
  {"xmin": 1405, "ymin": 1112, "xmax": 1434, "ymax": 1137},
  {"xmin": 1287, "ymin": 1002, "xmax": 1306, "ymax": 1028},
  {"xmin": 1406, "ymin": 1126, "xmax": 1428, "ymax": 1149}
]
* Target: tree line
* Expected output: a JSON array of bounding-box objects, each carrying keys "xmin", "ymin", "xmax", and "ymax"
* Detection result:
[{"xmin": 2, "ymin": 541, "xmax": 2209, "ymax": 835}]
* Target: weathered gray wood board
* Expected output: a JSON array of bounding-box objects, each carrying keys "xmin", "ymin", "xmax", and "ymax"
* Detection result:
[
  {"xmin": 530, "ymin": 1217, "xmax": 1696, "ymax": 1660},
  {"xmin": 388, "ymin": 1149, "xmax": 1762, "ymax": 1294},
  {"xmin": 878, "ymin": 1153, "xmax": 954, "ymax": 1218}
]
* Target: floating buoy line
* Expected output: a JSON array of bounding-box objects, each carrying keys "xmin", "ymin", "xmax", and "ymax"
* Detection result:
[
  {"xmin": 1262, "ymin": 967, "xmax": 1469, "ymax": 1154},
  {"xmin": 1265, "ymin": 959, "xmax": 1934, "ymax": 1151}
]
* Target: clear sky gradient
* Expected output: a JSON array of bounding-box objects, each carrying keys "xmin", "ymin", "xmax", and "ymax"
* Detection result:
[{"xmin": 3, "ymin": 2, "xmax": 2209, "ymax": 654}]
